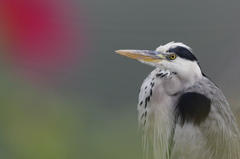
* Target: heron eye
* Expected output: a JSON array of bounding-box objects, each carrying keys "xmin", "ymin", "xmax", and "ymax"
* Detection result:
[{"xmin": 169, "ymin": 54, "xmax": 177, "ymax": 60}]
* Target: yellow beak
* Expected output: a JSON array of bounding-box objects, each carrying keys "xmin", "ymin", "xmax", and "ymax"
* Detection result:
[{"xmin": 115, "ymin": 49, "xmax": 165, "ymax": 62}]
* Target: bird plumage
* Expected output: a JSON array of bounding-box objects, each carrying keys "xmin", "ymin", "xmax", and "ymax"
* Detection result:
[
  {"xmin": 138, "ymin": 68, "xmax": 240, "ymax": 159},
  {"xmin": 116, "ymin": 42, "xmax": 240, "ymax": 159}
]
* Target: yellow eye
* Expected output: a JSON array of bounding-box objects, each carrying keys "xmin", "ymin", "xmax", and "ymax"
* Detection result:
[{"xmin": 169, "ymin": 54, "xmax": 177, "ymax": 60}]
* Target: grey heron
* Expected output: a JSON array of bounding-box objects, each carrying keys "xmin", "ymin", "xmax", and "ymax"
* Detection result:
[{"xmin": 116, "ymin": 42, "xmax": 240, "ymax": 159}]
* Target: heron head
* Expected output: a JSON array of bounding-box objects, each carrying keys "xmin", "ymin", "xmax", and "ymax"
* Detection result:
[{"xmin": 116, "ymin": 42, "xmax": 202, "ymax": 81}]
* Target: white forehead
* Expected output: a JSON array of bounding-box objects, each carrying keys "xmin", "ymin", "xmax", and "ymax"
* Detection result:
[{"xmin": 156, "ymin": 41, "xmax": 192, "ymax": 53}]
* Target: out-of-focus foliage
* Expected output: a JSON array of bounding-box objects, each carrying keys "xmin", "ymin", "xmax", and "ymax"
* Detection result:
[{"xmin": 0, "ymin": 75, "xmax": 141, "ymax": 159}]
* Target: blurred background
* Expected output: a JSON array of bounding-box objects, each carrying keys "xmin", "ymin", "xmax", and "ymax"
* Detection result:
[{"xmin": 0, "ymin": 0, "xmax": 240, "ymax": 159}]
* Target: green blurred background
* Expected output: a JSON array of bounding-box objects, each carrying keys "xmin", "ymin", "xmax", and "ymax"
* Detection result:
[{"xmin": 0, "ymin": 1, "xmax": 240, "ymax": 159}]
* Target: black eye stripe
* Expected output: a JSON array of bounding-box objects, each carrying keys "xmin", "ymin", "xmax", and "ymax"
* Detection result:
[{"xmin": 167, "ymin": 46, "xmax": 197, "ymax": 61}]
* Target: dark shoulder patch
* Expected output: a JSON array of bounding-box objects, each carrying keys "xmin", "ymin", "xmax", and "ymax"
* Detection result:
[
  {"xmin": 175, "ymin": 92, "xmax": 211, "ymax": 126},
  {"xmin": 167, "ymin": 46, "xmax": 197, "ymax": 61}
]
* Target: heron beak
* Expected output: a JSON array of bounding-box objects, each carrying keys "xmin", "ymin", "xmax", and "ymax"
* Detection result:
[{"xmin": 115, "ymin": 50, "xmax": 165, "ymax": 62}]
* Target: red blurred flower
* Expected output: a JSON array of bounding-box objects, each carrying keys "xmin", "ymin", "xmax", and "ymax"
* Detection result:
[{"xmin": 1, "ymin": 0, "xmax": 88, "ymax": 86}]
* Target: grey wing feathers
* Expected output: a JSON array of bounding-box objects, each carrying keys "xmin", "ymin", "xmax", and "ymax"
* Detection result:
[{"xmin": 171, "ymin": 77, "xmax": 240, "ymax": 159}]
